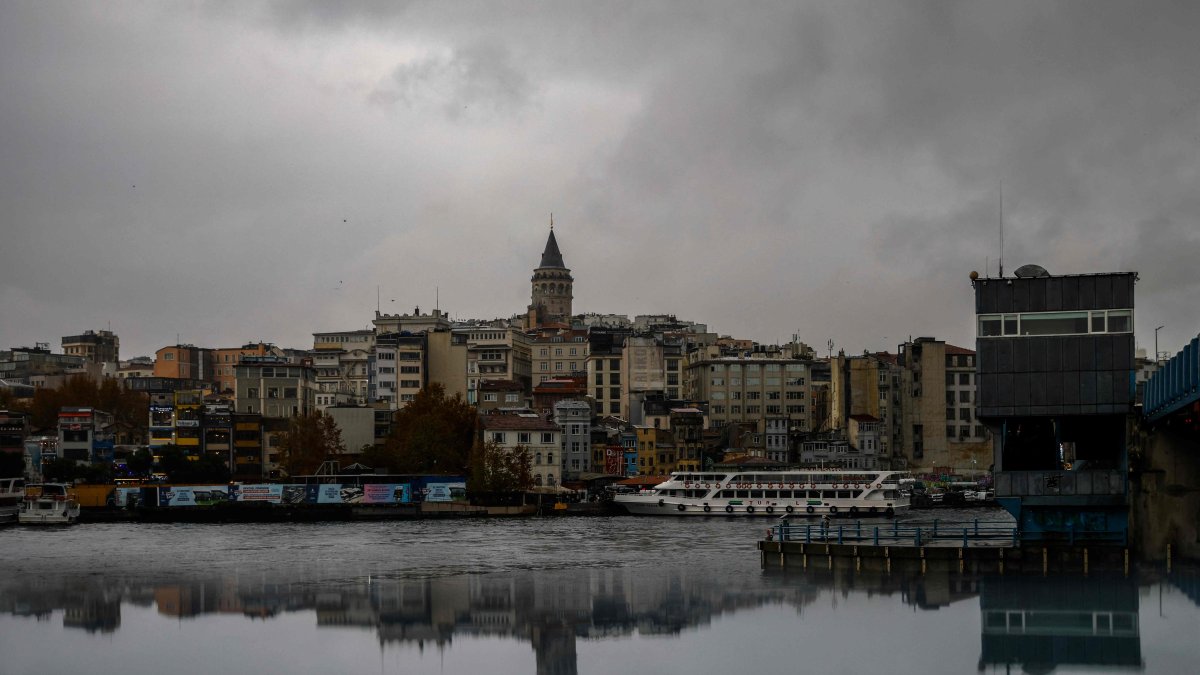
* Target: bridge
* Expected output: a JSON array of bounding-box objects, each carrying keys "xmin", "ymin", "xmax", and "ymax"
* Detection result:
[
  {"xmin": 1132, "ymin": 334, "xmax": 1200, "ymax": 562},
  {"xmin": 1143, "ymin": 336, "xmax": 1200, "ymax": 424}
]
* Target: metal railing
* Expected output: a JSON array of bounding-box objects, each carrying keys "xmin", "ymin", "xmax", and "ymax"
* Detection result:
[{"xmin": 770, "ymin": 519, "xmax": 1019, "ymax": 548}]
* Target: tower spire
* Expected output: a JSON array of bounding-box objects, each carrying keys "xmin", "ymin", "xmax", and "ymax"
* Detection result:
[{"xmin": 550, "ymin": 212, "xmax": 554, "ymax": 230}]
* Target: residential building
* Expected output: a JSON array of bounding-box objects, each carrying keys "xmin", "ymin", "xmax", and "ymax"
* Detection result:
[
  {"xmin": 370, "ymin": 332, "xmax": 424, "ymax": 410},
  {"xmin": 61, "ymin": 330, "xmax": 119, "ymax": 364},
  {"xmin": 531, "ymin": 328, "xmax": 588, "ymax": 386},
  {"xmin": 847, "ymin": 414, "xmax": 882, "ymax": 469},
  {"xmin": 57, "ymin": 407, "xmax": 114, "ymax": 463},
  {"xmin": 0, "ymin": 345, "xmax": 86, "ymax": 386},
  {"xmin": 234, "ymin": 356, "xmax": 317, "ymax": 418},
  {"xmin": 554, "ymin": 399, "xmax": 592, "ymax": 477},
  {"xmin": 172, "ymin": 390, "xmax": 204, "ymax": 456},
  {"xmin": 683, "ymin": 346, "xmax": 812, "ymax": 434},
  {"xmin": 669, "ymin": 407, "xmax": 706, "ymax": 471},
  {"xmin": 480, "ymin": 413, "xmax": 562, "ymax": 487},
  {"xmin": 154, "ymin": 344, "xmax": 216, "ymax": 385},
  {"xmin": 477, "ymin": 379, "xmax": 526, "ymax": 413},
  {"xmin": 526, "ymin": 227, "xmax": 573, "ymax": 330},
  {"xmin": 313, "ymin": 329, "xmax": 374, "ymax": 406},
  {"xmin": 895, "ymin": 337, "xmax": 990, "ymax": 473},
  {"xmin": 212, "ymin": 343, "xmax": 279, "ymax": 395},
  {"xmin": 634, "ymin": 426, "xmax": 675, "ymax": 476},
  {"xmin": 532, "ymin": 376, "xmax": 587, "ymax": 416},
  {"xmin": 231, "ymin": 412, "xmax": 264, "ymax": 480},
  {"xmin": 621, "ymin": 336, "xmax": 665, "ymax": 417},
  {"xmin": 0, "ymin": 410, "xmax": 28, "ymax": 470},
  {"xmin": 373, "ymin": 307, "xmax": 452, "ymax": 335},
  {"xmin": 587, "ymin": 327, "xmax": 630, "ymax": 417},
  {"xmin": 458, "ymin": 326, "xmax": 532, "ymax": 404}
]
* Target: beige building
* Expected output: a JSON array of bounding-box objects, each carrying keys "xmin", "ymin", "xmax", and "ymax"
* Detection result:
[
  {"xmin": 61, "ymin": 330, "xmax": 119, "ymax": 364},
  {"xmin": 829, "ymin": 351, "xmax": 901, "ymax": 456},
  {"xmin": 457, "ymin": 326, "xmax": 532, "ymax": 405},
  {"xmin": 586, "ymin": 328, "xmax": 628, "ymax": 417},
  {"xmin": 234, "ymin": 356, "xmax": 317, "ymax": 418},
  {"xmin": 312, "ymin": 329, "xmax": 375, "ymax": 407},
  {"xmin": 212, "ymin": 342, "xmax": 279, "ymax": 395},
  {"xmin": 895, "ymin": 338, "xmax": 990, "ymax": 474},
  {"xmin": 373, "ymin": 307, "xmax": 452, "ymax": 334},
  {"xmin": 532, "ymin": 329, "xmax": 588, "ymax": 386},
  {"xmin": 480, "ymin": 414, "xmax": 563, "ymax": 487},
  {"xmin": 683, "ymin": 346, "xmax": 812, "ymax": 434}
]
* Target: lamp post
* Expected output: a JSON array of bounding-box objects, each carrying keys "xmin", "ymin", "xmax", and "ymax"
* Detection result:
[{"xmin": 1155, "ymin": 325, "xmax": 1165, "ymax": 363}]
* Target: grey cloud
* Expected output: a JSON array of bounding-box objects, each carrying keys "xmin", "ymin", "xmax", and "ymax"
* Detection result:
[{"xmin": 369, "ymin": 42, "xmax": 535, "ymax": 120}]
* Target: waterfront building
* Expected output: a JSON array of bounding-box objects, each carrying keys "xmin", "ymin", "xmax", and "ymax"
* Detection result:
[
  {"xmin": 231, "ymin": 412, "xmax": 264, "ymax": 479},
  {"xmin": 373, "ymin": 307, "xmax": 452, "ymax": 335},
  {"xmin": 895, "ymin": 337, "xmax": 990, "ymax": 473},
  {"xmin": 973, "ymin": 265, "xmax": 1136, "ymax": 541},
  {"xmin": 201, "ymin": 403, "xmax": 233, "ymax": 466},
  {"xmin": 669, "ymin": 407, "xmax": 706, "ymax": 471},
  {"xmin": 554, "ymin": 399, "xmax": 592, "ymax": 477},
  {"xmin": 57, "ymin": 407, "xmax": 115, "ymax": 463},
  {"xmin": 0, "ymin": 410, "xmax": 28, "ymax": 474},
  {"xmin": 172, "ymin": 390, "xmax": 204, "ymax": 457},
  {"xmin": 829, "ymin": 351, "xmax": 901, "ymax": 456},
  {"xmin": 526, "ymin": 227, "xmax": 573, "ymax": 330},
  {"xmin": 480, "ymin": 413, "xmax": 562, "ymax": 487},
  {"xmin": 61, "ymin": 329, "xmax": 119, "ymax": 365},
  {"xmin": 116, "ymin": 357, "xmax": 154, "ymax": 382},
  {"xmin": 369, "ymin": 331, "xmax": 423, "ymax": 410},
  {"xmin": 634, "ymin": 425, "xmax": 675, "ymax": 476},
  {"xmin": 533, "ymin": 376, "xmax": 587, "ymax": 415}
]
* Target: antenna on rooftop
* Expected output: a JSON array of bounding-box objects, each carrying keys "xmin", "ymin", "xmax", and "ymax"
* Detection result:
[{"xmin": 998, "ymin": 180, "xmax": 1004, "ymax": 278}]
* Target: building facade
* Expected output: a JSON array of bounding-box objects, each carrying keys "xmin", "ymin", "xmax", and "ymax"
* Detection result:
[
  {"xmin": 527, "ymin": 228, "xmax": 573, "ymax": 329},
  {"xmin": 61, "ymin": 330, "xmax": 119, "ymax": 364},
  {"xmin": 554, "ymin": 399, "xmax": 593, "ymax": 477}
]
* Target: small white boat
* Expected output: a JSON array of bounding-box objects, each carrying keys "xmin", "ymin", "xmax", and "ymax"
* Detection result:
[
  {"xmin": 18, "ymin": 483, "xmax": 81, "ymax": 525},
  {"xmin": 614, "ymin": 470, "xmax": 910, "ymax": 517},
  {"xmin": 0, "ymin": 477, "xmax": 24, "ymax": 524}
]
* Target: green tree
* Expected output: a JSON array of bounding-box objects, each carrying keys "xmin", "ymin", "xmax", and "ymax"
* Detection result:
[
  {"xmin": 466, "ymin": 441, "xmax": 533, "ymax": 498},
  {"xmin": 371, "ymin": 384, "xmax": 477, "ymax": 474},
  {"xmin": 277, "ymin": 412, "xmax": 346, "ymax": 477}
]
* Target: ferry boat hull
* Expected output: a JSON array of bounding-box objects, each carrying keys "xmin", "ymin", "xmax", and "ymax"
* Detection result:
[{"xmin": 615, "ymin": 470, "xmax": 910, "ymax": 517}]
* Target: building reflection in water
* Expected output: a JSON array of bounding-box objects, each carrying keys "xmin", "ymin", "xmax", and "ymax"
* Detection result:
[{"xmin": 0, "ymin": 561, "xmax": 1173, "ymax": 674}]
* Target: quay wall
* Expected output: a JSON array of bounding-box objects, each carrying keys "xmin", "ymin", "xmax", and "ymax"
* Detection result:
[{"xmin": 1130, "ymin": 426, "xmax": 1200, "ymax": 562}]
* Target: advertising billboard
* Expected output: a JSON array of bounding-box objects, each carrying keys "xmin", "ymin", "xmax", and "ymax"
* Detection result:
[
  {"xmin": 424, "ymin": 482, "xmax": 466, "ymax": 503},
  {"xmin": 232, "ymin": 484, "xmax": 284, "ymax": 503},
  {"xmin": 158, "ymin": 485, "xmax": 230, "ymax": 507},
  {"xmin": 306, "ymin": 484, "xmax": 344, "ymax": 504},
  {"xmin": 362, "ymin": 483, "xmax": 410, "ymax": 504},
  {"xmin": 604, "ymin": 447, "xmax": 623, "ymax": 476}
]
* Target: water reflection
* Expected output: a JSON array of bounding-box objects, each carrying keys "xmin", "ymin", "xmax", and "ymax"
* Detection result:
[{"xmin": 3, "ymin": 561, "xmax": 1182, "ymax": 675}]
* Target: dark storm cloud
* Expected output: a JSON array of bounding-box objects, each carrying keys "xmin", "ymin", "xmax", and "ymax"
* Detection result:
[{"xmin": 2, "ymin": 1, "xmax": 1198, "ymax": 358}]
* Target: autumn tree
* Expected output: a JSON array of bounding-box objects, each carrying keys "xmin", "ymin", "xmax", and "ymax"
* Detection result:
[
  {"xmin": 277, "ymin": 412, "xmax": 346, "ymax": 477},
  {"xmin": 20, "ymin": 375, "xmax": 148, "ymax": 439},
  {"xmin": 466, "ymin": 440, "xmax": 533, "ymax": 499},
  {"xmin": 365, "ymin": 384, "xmax": 477, "ymax": 474}
]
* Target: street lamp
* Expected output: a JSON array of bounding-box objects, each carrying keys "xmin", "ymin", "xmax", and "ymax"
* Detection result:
[{"xmin": 1155, "ymin": 325, "xmax": 1165, "ymax": 363}]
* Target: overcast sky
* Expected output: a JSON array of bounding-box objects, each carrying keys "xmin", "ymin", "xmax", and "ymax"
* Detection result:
[{"xmin": 3, "ymin": 1, "xmax": 1198, "ymax": 360}]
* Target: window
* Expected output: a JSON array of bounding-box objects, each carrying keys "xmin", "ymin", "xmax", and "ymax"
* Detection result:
[
  {"xmin": 960, "ymin": 408, "xmax": 971, "ymax": 421},
  {"xmin": 519, "ymin": 432, "xmax": 531, "ymax": 443},
  {"xmin": 267, "ymin": 388, "xmax": 279, "ymax": 399},
  {"xmin": 747, "ymin": 391, "xmax": 760, "ymax": 400},
  {"xmin": 610, "ymin": 387, "xmax": 620, "ymax": 400},
  {"xmin": 491, "ymin": 432, "xmax": 505, "ymax": 443},
  {"xmin": 547, "ymin": 452, "xmax": 554, "ymax": 464},
  {"xmin": 505, "ymin": 393, "xmax": 519, "ymax": 402},
  {"xmin": 946, "ymin": 408, "xmax": 955, "ymax": 420},
  {"xmin": 609, "ymin": 372, "xmax": 621, "ymax": 385},
  {"xmin": 959, "ymin": 373, "xmax": 970, "ymax": 385},
  {"xmin": 541, "ymin": 433, "xmax": 554, "ymax": 443},
  {"xmin": 483, "ymin": 393, "xmax": 497, "ymax": 402},
  {"xmin": 959, "ymin": 390, "xmax": 970, "ymax": 403},
  {"xmin": 946, "ymin": 373, "xmax": 955, "ymax": 385},
  {"xmin": 247, "ymin": 388, "xmax": 258, "ymax": 398}
]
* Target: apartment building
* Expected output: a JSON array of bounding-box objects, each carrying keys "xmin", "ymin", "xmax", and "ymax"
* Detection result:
[
  {"xmin": 312, "ymin": 329, "xmax": 375, "ymax": 406},
  {"xmin": 587, "ymin": 327, "xmax": 630, "ymax": 417},
  {"xmin": 458, "ymin": 326, "xmax": 532, "ymax": 404},
  {"xmin": 683, "ymin": 346, "xmax": 812, "ymax": 434},
  {"xmin": 234, "ymin": 356, "xmax": 317, "ymax": 418},
  {"xmin": 895, "ymin": 338, "xmax": 990, "ymax": 473},
  {"xmin": 531, "ymin": 329, "xmax": 588, "ymax": 386},
  {"xmin": 554, "ymin": 399, "xmax": 592, "ymax": 477},
  {"xmin": 480, "ymin": 414, "xmax": 562, "ymax": 488},
  {"xmin": 61, "ymin": 329, "xmax": 119, "ymax": 364}
]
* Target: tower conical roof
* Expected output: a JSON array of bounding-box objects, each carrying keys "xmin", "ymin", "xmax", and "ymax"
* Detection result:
[{"xmin": 539, "ymin": 229, "xmax": 565, "ymax": 268}]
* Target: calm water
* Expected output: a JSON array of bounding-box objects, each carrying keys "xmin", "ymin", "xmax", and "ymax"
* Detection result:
[{"xmin": 1, "ymin": 511, "xmax": 1197, "ymax": 675}]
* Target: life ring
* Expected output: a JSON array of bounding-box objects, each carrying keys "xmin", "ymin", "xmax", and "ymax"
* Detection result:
[
  {"xmin": 806, "ymin": 506, "xmax": 815, "ymax": 514},
  {"xmin": 785, "ymin": 505, "xmax": 794, "ymax": 514},
  {"xmin": 746, "ymin": 505, "xmax": 755, "ymax": 514},
  {"xmin": 677, "ymin": 503, "xmax": 686, "ymax": 512},
  {"xmin": 765, "ymin": 506, "xmax": 774, "ymax": 514},
  {"xmin": 849, "ymin": 506, "xmax": 859, "ymax": 515},
  {"xmin": 755, "ymin": 483, "xmax": 762, "ymax": 489},
  {"xmin": 703, "ymin": 505, "xmax": 711, "ymax": 513},
  {"xmin": 725, "ymin": 505, "xmax": 734, "ymax": 513},
  {"xmin": 829, "ymin": 505, "xmax": 839, "ymax": 514},
  {"xmin": 885, "ymin": 507, "xmax": 895, "ymax": 518}
]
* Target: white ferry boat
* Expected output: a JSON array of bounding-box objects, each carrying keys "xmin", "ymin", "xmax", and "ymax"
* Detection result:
[
  {"xmin": 18, "ymin": 483, "xmax": 81, "ymax": 525},
  {"xmin": 614, "ymin": 470, "xmax": 910, "ymax": 517}
]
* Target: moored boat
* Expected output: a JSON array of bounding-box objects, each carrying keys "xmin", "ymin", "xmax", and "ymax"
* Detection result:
[
  {"xmin": 0, "ymin": 477, "xmax": 23, "ymax": 524},
  {"xmin": 614, "ymin": 470, "xmax": 910, "ymax": 517},
  {"xmin": 18, "ymin": 483, "xmax": 81, "ymax": 525}
]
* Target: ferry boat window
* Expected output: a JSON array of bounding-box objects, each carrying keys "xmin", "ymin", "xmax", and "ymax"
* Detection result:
[
  {"xmin": 838, "ymin": 491, "xmax": 852, "ymax": 499},
  {"xmin": 736, "ymin": 490, "xmax": 749, "ymax": 498},
  {"xmin": 822, "ymin": 491, "xmax": 836, "ymax": 499},
  {"xmin": 720, "ymin": 490, "xmax": 734, "ymax": 498},
  {"xmin": 750, "ymin": 490, "xmax": 764, "ymax": 499},
  {"xmin": 808, "ymin": 490, "xmax": 821, "ymax": 498},
  {"xmin": 765, "ymin": 490, "xmax": 778, "ymax": 499}
]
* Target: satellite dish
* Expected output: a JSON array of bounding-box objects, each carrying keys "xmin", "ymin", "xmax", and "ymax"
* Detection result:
[{"xmin": 1013, "ymin": 264, "xmax": 1050, "ymax": 278}]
